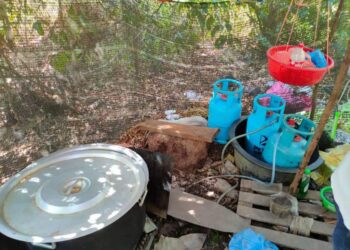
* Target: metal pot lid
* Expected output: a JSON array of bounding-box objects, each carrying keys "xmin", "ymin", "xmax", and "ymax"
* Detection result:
[{"xmin": 0, "ymin": 144, "xmax": 148, "ymax": 243}]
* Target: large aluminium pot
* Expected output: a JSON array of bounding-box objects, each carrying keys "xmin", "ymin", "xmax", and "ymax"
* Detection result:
[
  {"xmin": 230, "ymin": 117, "xmax": 323, "ymax": 184},
  {"xmin": 0, "ymin": 144, "xmax": 149, "ymax": 250}
]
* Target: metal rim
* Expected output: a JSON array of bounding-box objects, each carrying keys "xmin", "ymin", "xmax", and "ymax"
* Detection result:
[
  {"xmin": 282, "ymin": 114, "xmax": 316, "ymax": 136},
  {"xmin": 230, "ymin": 117, "xmax": 323, "ymax": 173},
  {"xmin": 253, "ymin": 93, "xmax": 286, "ymax": 112},
  {"xmin": 267, "ymin": 45, "xmax": 334, "ymax": 71},
  {"xmin": 213, "ymin": 78, "xmax": 243, "ymax": 94}
]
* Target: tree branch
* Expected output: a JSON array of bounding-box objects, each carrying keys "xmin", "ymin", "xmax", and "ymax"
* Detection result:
[{"xmin": 290, "ymin": 39, "xmax": 350, "ymax": 194}]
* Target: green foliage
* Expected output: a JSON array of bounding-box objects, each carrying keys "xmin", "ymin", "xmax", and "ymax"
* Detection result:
[
  {"xmin": 51, "ymin": 51, "xmax": 72, "ymax": 73},
  {"xmin": 33, "ymin": 20, "xmax": 44, "ymax": 36},
  {"xmin": 247, "ymin": 0, "xmax": 350, "ymax": 59},
  {"xmin": 1, "ymin": 1, "xmax": 350, "ymax": 79},
  {"xmin": 0, "ymin": 0, "xmax": 349, "ymax": 125},
  {"xmin": 215, "ymin": 34, "xmax": 227, "ymax": 48},
  {"xmin": 331, "ymin": 0, "xmax": 350, "ymax": 61},
  {"xmin": 177, "ymin": 2, "xmax": 236, "ymax": 48}
]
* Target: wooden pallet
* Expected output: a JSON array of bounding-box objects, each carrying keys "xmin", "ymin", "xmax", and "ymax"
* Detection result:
[{"xmin": 237, "ymin": 180, "xmax": 336, "ymax": 250}]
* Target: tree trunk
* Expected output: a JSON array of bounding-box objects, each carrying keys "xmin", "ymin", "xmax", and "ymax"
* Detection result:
[
  {"xmin": 310, "ymin": 84, "xmax": 319, "ymax": 120},
  {"xmin": 310, "ymin": 0, "xmax": 345, "ymax": 120},
  {"xmin": 290, "ymin": 39, "xmax": 350, "ymax": 194}
]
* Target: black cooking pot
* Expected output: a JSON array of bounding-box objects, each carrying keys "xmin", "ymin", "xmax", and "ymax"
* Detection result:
[
  {"xmin": 1, "ymin": 204, "xmax": 145, "ymax": 250},
  {"xmin": 0, "ymin": 233, "xmax": 27, "ymax": 250},
  {"xmin": 27, "ymin": 204, "xmax": 145, "ymax": 250},
  {"xmin": 0, "ymin": 145, "xmax": 149, "ymax": 250}
]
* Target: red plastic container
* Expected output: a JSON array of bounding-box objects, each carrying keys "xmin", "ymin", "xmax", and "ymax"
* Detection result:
[{"xmin": 267, "ymin": 45, "xmax": 334, "ymax": 86}]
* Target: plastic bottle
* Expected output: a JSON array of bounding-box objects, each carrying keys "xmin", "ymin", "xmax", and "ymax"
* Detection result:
[
  {"xmin": 297, "ymin": 169, "xmax": 311, "ymax": 199},
  {"xmin": 308, "ymin": 49, "xmax": 327, "ymax": 68},
  {"xmin": 288, "ymin": 43, "xmax": 314, "ymax": 68},
  {"xmin": 289, "ymin": 47, "xmax": 306, "ymax": 66}
]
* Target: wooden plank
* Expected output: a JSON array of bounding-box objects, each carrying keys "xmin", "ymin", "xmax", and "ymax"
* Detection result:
[
  {"xmin": 237, "ymin": 200, "xmax": 253, "ymax": 225},
  {"xmin": 251, "ymin": 181, "xmax": 283, "ymax": 195},
  {"xmin": 298, "ymin": 202, "xmax": 336, "ymax": 220},
  {"xmin": 282, "ymin": 186, "xmax": 322, "ymax": 201},
  {"xmin": 168, "ymin": 188, "xmax": 249, "ymax": 233},
  {"xmin": 239, "ymin": 191, "xmax": 336, "ymax": 220},
  {"xmin": 237, "ymin": 206, "xmax": 334, "ymax": 236},
  {"xmin": 242, "ymin": 180, "xmax": 323, "ymax": 201},
  {"xmin": 251, "ymin": 226, "xmax": 332, "ymax": 250},
  {"xmin": 237, "ymin": 203, "xmax": 251, "ymax": 225},
  {"xmin": 136, "ymin": 120, "xmax": 219, "ymax": 142},
  {"xmin": 240, "ymin": 179, "xmax": 253, "ymax": 191},
  {"xmin": 304, "ymin": 189, "xmax": 323, "ymax": 201}
]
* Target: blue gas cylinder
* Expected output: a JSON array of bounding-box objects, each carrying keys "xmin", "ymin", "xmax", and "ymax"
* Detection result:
[
  {"xmin": 246, "ymin": 94, "xmax": 286, "ymax": 158},
  {"xmin": 208, "ymin": 79, "xmax": 243, "ymax": 144},
  {"xmin": 262, "ymin": 114, "xmax": 316, "ymax": 168}
]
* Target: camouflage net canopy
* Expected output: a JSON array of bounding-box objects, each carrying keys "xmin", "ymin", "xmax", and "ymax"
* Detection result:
[{"xmin": 0, "ymin": 0, "xmax": 350, "ymax": 180}]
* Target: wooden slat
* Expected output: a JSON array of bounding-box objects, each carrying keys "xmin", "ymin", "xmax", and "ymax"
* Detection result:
[
  {"xmin": 303, "ymin": 189, "xmax": 323, "ymax": 201},
  {"xmin": 251, "ymin": 226, "xmax": 332, "ymax": 250},
  {"xmin": 240, "ymin": 179, "xmax": 253, "ymax": 191},
  {"xmin": 298, "ymin": 202, "xmax": 336, "ymax": 220},
  {"xmin": 136, "ymin": 120, "xmax": 219, "ymax": 142},
  {"xmin": 239, "ymin": 191, "xmax": 336, "ymax": 220},
  {"xmin": 168, "ymin": 189, "xmax": 249, "ymax": 233},
  {"xmin": 251, "ymin": 181, "xmax": 282, "ymax": 195},
  {"xmin": 237, "ymin": 200, "xmax": 253, "ymax": 225},
  {"xmin": 237, "ymin": 205, "xmax": 334, "ymax": 236},
  {"xmin": 282, "ymin": 187, "xmax": 322, "ymax": 201},
  {"xmin": 241, "ymin": 180, "xmax": 323, "ymax": 201}
]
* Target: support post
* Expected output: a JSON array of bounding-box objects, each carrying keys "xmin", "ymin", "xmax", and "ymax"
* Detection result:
[
  {"xmin": 310, "ymin": 84, "xmax": 319, "ymax": 120},
  {"xmin": 290, "ymin": 40, "xmax": 350, "ymax": 194}
]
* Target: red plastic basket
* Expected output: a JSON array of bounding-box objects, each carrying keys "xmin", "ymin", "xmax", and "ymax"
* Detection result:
[{"xmin": 267, "ymin": 45, "xmax": 334, "ymax": 86}]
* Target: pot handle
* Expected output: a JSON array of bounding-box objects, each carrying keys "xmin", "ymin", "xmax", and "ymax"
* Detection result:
[
  {"xmin": 32, "ymin": 243, "xmax": 56, "ymax": 249},
  {"xmin": 138, "ymin": 188, "xmax": 148, "ymax": 206}
]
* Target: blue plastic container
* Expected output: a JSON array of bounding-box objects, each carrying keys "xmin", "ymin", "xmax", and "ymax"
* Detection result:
[
  {"xmin": 246, "ymin": 94, "xmax": 286, "ymax": 158},
  {"xmin": 262, "ymin": 114, "xmax": 316, "ymax": 168},
  {"xmin": 308, "ymin": 49, "xmax": 327, "ymax": 68},
  {"xmin": 208, "ymin": 79, "xmax": 243, "ymax": 144}
]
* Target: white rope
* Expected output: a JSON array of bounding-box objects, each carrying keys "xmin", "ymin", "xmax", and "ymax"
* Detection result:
[
  {"xmin": 275, "ymin": 0, "xmax": 294, "ymax": 45},
  {"xmin": 338, "ymin": 79, "xmax": 350, "ymax": 104},
  {"xmin": 287, "ymin": 2, "xmax": 302, "ymax": 47},
  {"xmin": 290, "ymin": 216, "xmax": 314, "ymax": 236},
  {"xmin": 313, "ymin": 0, "xmax": 322, "ymax": 48},
  {"xmin": 326, "ymin": 0, "xmax": 331, "ymax": 73}
]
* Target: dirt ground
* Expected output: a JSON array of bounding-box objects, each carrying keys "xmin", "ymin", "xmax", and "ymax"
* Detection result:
[
  {"xmin": 0, "ymin": 45, "xmax": 271, "ymax": 183},
  {"xmin": 0, "ymin": 44, "xmax": 334, "ymax": 249},
  {"xmin": 118, "ymin": 124, "xmax": 238, "ymax": 249}
]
